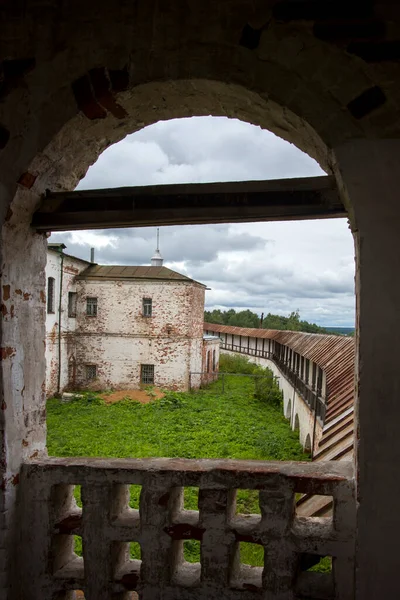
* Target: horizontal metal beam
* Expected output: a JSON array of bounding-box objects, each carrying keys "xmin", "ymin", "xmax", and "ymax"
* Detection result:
[{"xmin": 32, "ymin": 175, "xmax": 346, "ymax": 231}]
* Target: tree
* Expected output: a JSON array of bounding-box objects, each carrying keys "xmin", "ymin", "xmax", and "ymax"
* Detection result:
[{"xmin": 205, "ymin": 308, "xmax": 328, "ymax": 334}]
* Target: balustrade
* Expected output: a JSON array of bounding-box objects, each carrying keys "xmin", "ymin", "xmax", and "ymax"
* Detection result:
[{"xmin": 20, "ymin": 457, "xmax": 355, "ymax": 600}]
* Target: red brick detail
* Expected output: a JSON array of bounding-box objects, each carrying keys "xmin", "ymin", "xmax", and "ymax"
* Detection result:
[
  {"xmin": 72, "ymin": 75, "xmax": 107, "ymax": 120},
  {"xmin": 89, "ymin": 67, "xmax": 128, "ymax": 119},
  {"xmin": 18, "ymin": 171, "xmax": 37, "ymax": 189},
  {"xmin": 0, "ymin": 347, "xmax": 16, "ymax": 360},
  {"xmin": 2, "ymin": 285, "xmax": 10, "ymax": 301}
]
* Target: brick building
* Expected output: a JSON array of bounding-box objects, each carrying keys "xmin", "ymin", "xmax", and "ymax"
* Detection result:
[{"xmin": 45, "ymin": 242, "xmax": 219, "ymax": 395}]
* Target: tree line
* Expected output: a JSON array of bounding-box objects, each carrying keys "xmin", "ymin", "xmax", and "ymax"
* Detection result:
[{"xmin": 204, "ymin": 308, "xmax": 328, "ymax": 334}]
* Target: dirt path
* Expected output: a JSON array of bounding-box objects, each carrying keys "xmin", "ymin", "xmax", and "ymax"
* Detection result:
[{"xmin": 99, "ymin": 388, "xmax": 164, "ymax": 404}]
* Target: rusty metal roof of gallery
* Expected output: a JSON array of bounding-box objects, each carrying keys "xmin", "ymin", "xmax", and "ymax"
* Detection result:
[{"xmin": 203, "ymin": 322, "xmax": 355, "ymax": 464}]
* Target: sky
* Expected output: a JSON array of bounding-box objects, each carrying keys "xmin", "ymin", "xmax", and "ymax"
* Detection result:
[{"xmin": 50, "ymin": 117, "xmax": 355, "ymax": 327}]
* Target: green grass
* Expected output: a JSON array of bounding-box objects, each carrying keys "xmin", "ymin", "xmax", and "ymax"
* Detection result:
[
  {"xmin": 47, "ymin": 378, "xmax": 305, "ymax": 461},
  {"xmin": 47, "ymin": 375, "xmax": 309, "ymax": 566}
]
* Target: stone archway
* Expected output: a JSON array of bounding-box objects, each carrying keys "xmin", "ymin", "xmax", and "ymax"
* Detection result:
[
  {"xmin": 293, "ymin": 413, "xmax": 300, "ymax": 432},
  {"xmin": 2, "ymin": 3, "xmax": 400, "ymax": 598},
  {"xmin": 304, "ymin": 433, "xmax": 312, "ymax": 454},
  {"xmin": 285, "ymin": 398, "xmax": 292, "ymax": 420}
]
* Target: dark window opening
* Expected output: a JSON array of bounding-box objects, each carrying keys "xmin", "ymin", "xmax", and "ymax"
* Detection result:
[
  {"xmin": 212, "ymin": 349, "xmax": 216, "ymax": 371},
  {"xmin": 86, "ymin": 297, "xmax": 98, "ymax": 316},
  {"xmin": 141, "ymin": 364, "xmax": 154, "ymax": 385},
  {"xmin": 142, "ymin": 297, "xmax": 152, "ymax": 317},
  {"xmin": 305, "ymin": 359, "xmax": 310, "ymax": 384},
  {"xmin": 47, "ymin": 277, "xmax": 55, "ymax": 314},
  {"xmin": 317, "ymin": 367, "xmax": 323, "ymax": 397},
  {"xmin": 68, "ymin": 291, "xmax": 77, "ymax": 318},
  {"xmin": 85, "ymin": 365, "xmax": 97, "ymax": 380},
  {"xmin": 311, "ymin": 362, "xmax": 317, "ymax": 391}
]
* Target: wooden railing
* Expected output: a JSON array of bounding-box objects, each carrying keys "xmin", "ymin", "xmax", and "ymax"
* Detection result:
[{"xmin": 221, "ymin": 343, "xmax": 326, "ymax": 423}]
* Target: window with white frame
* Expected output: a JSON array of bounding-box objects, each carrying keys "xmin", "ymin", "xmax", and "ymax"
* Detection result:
[
  {"xmin": 85, "ymin": 365, "xmax": 97, "ymax": 380},
  {"xmin": 141, "ymin": 364, "xmax": 154, "ymax": 385},
  {"xmin": 47, "ymin": 277, "xmax": 55, "ymax": 314},
  {"xmin": 68, "ymin": 291, "xmax": 77, "ymax": 317},
  {"xmin": 142, "ymin": 297, "xmax": 152, "ymax": 317},
  {"xmin": 86, "ymin": 297, "xmax": 98, "ymax": 316}
]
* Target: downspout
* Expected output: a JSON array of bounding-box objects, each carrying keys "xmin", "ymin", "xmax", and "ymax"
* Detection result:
[{"xmin": 57, "ymin": 249, "xmax": 64, "ymax": 395}]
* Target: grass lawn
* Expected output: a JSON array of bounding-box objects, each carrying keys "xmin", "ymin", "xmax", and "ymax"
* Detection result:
[{"xmin": 47, "ymin": 373, "xmax": 309, "ymax": 565}]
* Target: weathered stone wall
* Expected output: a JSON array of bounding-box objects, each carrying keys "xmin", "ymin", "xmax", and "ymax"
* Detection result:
[
  {"xmin": 0, "ymin": 188, "xmax": 48, "ymax": 595},
  {"xmin": 72, "ymin": 279, "xmax": 205, "ymax": 391},
  {"xmin": 45, "ymin": 251, "xmax": 89, "ymax": 397},
  {"xmin": 19, "ymin": 456, "xmax": 356, "ymax": 600},
  {"xmin": 1, "ymin": 2, "xmax": 400, "ymax": 598}
]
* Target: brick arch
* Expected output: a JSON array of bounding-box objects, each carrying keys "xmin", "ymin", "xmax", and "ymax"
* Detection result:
[{"xmin": 2, "ymin": 1, "xmax": 398, "ymax": 218}]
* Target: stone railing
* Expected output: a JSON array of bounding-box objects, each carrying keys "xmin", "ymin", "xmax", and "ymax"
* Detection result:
[{"xmin": 20, "ymin": 457, "xmax": 355, "ymax": 600}]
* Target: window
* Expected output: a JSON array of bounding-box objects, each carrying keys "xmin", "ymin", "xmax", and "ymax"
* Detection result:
[
  {"xmin": 68, "ymin": 292, "xmax": 77, "ymax": 318},
  {"xmin": 85, "ymin": 365, "xmax": 97, "ymax": 380},
  {"xmin": 47, "ymin": 277, "xmax": 55, "ymax": 314},
  {"xmin": 212, "ymin": 349, "xmax": 216, "ymax": 371},
  {"xmin": 141, "ymin": 364, "xmax": 154, "ymax": 385},
  {"xmin": 305, "ymin": 359, "xmax": 310, "ymax": 384},
  {"xmin": 142, "ymin": 297, "xmax": 152, "ymax": 317},
  {"xmin": 86, "ymin": 297, "xmax": 97, "ymax": 316},
  {"xmin": 311, "ymin": 362, "xmax": 317, "ymax": 391}
]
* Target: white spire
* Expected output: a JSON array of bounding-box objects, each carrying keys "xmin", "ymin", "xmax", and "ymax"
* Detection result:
[{"xmin": 151, "ymin": 228, "xmax": 164, "ymax": 267}]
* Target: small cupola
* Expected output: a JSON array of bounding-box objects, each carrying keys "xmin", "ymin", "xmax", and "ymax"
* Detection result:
[{"xmin": 151, "ymin": 228, "xmax": 163, "ymax": 267}]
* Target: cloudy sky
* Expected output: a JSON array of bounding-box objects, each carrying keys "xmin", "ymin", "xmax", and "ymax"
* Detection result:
[{"xmin": 50, "ymin": 117, "xmax": 355, "ymax": 327}]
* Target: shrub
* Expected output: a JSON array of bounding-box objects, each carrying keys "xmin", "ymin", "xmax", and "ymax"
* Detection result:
[
  {"xmin": 254, "ymin": 374, "xmax": 283, "ymax": 408},
  {"xmin": 219, "ymin": 353, "xmax": 259, "ymax": 374},
  {"xmin": 158, "ymin": 391, "xmax": 188, "ymax": 409}
]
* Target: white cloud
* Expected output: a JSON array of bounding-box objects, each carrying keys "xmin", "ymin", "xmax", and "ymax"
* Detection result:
[{"xmin": 51, "ymin": 116, "xmax": 355, "ymax": 327}]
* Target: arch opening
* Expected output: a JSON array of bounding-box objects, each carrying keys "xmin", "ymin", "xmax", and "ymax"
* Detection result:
[
  {"xmin": 294, "ymin": 414, "xmax": 300, "ymax": 432},
  {"xmin": 285, "ymin": 399, "xmax": 292, "ymax": 421}
]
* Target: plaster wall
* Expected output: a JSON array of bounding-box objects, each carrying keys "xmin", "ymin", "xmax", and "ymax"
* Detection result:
[
  {"xmin": 75, "ymin": 334, "xmax": 200, "ymax": 391},
  {"xmin": 0, "ymin": 188, "xmax": 47, "ymax": 595},
  {"xmin": 45, "ymin": 251, "xmax": 89, "ymax": 396},
  {"xmin": 72, "ymin": 278, "xmax": 205, "ymax": 391},
  {"xmin": 75, "ymin": 279, "xmax": 204, "ymax": 338},
  {"xmin": 334, "ymin": 139, "xmax": 400, "ymax": 600}
]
